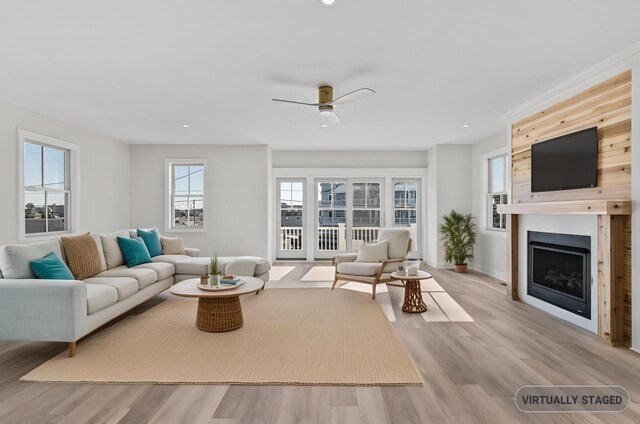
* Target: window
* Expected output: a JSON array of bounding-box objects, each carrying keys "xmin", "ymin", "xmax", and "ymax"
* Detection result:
[
  {"xmin": 488, "ymin": 154, "xmax": 508, "ymax": 230},
  {"xmin": 21, "ymin": 133, "xmax": 74, "ymax": 236},
  {"xmin": 167, "ymin": 160, "xmax": 206, "ymax": 231}
]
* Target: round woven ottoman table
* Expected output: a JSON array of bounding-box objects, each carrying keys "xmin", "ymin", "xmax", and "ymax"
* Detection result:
[{"xmin": 170, "ymin": 277, "xmax": 263, "ymax": 332}]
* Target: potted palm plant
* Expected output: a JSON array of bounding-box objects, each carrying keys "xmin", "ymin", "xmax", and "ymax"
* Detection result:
[
  {"xmin": 209, "ymin": 254, "xmax": 221, "ymax": 287},
  {"xmin": 438, "ymin": 209, "xmax": 477, "ymax": 273}
]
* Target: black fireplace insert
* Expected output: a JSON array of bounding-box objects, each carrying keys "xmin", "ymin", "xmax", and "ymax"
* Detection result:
[{"xmin": 527, "ymin": 231, "xmax": 591, "ymax": 319}]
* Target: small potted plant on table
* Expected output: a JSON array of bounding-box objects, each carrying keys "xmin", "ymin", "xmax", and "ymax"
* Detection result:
[
  {"xmin": 438, "ymin": 209, "xmax": 477, "ymax": 273},
  {"xmin": 209, "ymin": 254, "xmax": 221, "ymax": 286}
]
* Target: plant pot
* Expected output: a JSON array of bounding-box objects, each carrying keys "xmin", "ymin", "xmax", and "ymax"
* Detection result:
[
  {"xmin": 454, "ymin": 264, "xmax": 468, "ymax": 273},
  {"xmin": 208, "ymin": 274, "xmax": 221, "ymax": 287}
]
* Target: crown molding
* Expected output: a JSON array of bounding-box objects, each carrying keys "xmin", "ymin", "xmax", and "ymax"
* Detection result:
[{"xmin": 503, "ymin": 41, "xmax": 640, "ymax": 123}]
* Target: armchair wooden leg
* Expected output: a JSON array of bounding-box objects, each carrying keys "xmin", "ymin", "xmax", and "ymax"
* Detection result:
[
  {"xmin": 372, "ymin": 283, "xmax": 377, "ymax": 299},
  {"xmin": 68, "ymin": 342, "xmax": 76, "ymax": 358},
  {"xmin": 332, "ymin": 276, "xmax": 338, "ymax": 291}
]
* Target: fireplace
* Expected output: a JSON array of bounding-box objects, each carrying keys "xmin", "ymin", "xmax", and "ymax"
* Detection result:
[{"xmin": 527, "ymin": 231, "xmax": 591, "ymax": 319}]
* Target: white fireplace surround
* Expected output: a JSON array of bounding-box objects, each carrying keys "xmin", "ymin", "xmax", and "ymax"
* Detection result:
[{"xmin": 518, "ymin": 214, "xmax": 598, "ymax": 333}]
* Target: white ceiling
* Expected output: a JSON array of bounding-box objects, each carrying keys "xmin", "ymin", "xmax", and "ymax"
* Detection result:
[{"xmin": 1, "ymin": 0, "xmax": 639, "ymax": 150}]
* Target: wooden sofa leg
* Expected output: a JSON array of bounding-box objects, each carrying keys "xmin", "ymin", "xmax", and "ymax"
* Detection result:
[
  {"xmin": 68, "ymin": 342, "xmax": 76, "ymax": 358},
  {"xmin": 331, "ymin": 276, "xmax": 338, "ymax": 291},
  {"xmin": 372, "ymin": 284, "xmax": 377, "ymax": 299}
]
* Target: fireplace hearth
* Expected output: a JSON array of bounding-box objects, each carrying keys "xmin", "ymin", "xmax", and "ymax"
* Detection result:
[{"xmin": 527, "ymin": 231, "xmax": 591, "ymax": 318}]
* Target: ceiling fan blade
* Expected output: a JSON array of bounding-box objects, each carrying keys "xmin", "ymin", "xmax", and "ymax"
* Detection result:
[
  {"xmin": 272, "ymin": 98, "xmax": 319, "ymax": 106},
  {"xmin": 330, "ymin": 88, "xmax": 376, "ymax": 106}
]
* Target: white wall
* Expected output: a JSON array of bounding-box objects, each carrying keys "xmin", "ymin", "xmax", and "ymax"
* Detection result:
[
  {"xmin": 425, "ymin": 144, "xmax": 473, "ymax": 268},
  {"xmin": 470, "ymin": 132, "xmax": 508, "ymax": 280},
  {"xmin": 0, "ymin": 100, "xmax": 130, "ymax": 244},
  {"xmin": 129, "ymin": 145, "xmax": 270, "ymax": 259},
  {"xmin": 272, "ymin": 150, "xmax": 428, "ymax": 168}
]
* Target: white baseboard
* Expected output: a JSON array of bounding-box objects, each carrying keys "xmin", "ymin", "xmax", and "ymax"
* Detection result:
[{"xmin": 467, "ymin": 263, "xmax": 506, "ymax": 282}]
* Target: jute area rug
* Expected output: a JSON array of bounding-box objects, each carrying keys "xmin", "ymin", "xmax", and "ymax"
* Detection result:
[{"xmin": 22, "ymin": 288, "xmax": 422, "ymax": 386}]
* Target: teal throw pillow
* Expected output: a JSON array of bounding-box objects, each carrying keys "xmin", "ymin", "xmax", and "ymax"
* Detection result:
[
  {"xmin": 117, "ymin": 236, "xmax": 152, "ymax": 267},
  {"xmin": 137, "ymin": 227, "xmax": 162, "ymax": 257},
  {"xmin": 29, "ymin": 252, "xmax": 75, "ymax": 280}
]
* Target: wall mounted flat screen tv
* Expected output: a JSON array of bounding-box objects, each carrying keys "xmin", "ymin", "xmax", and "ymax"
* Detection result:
[{"xmin": 531, "ymin": 127, "xmax": 598, "ymax": 192}]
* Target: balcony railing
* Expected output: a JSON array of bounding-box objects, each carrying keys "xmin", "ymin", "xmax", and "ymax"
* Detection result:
[{"xmin": 280, "ymin": 223, "xmax": 417, "ymax": 252}]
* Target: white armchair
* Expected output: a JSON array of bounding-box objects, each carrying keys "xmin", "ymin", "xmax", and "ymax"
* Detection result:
[{"xmin": 332, "ymin": 228, "xmax": 411, "ymax": 299}]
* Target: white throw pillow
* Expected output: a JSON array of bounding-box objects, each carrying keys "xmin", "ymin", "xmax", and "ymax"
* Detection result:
[
  {"xmin": 100, "ymin": 230, "xmax": 130, "ymax": 269},
  {"xmin": 356, "ymin": 240, "xmax": 389, "ymax": 263}
]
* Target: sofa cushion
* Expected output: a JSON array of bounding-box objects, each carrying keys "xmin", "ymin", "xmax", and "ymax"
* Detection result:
[
  {"xmin": 117, "ymin": 237, "xmax": 152, "ymax": 268},
  {"xmin": 174, "ymin": 256, "xmax": 271, "ymax": 277},
  {"xmin": 174, "ymin": 257, "xmax": 210, "ymax": 276},
  {"xmin": 0, "ymin": 239, "xmax": 64, "ymax": 279},
  {"xmin": 61, "ymin": 234, "xmax": 103, "ymax": 280},
  {"xmin": 160, "ymin": 236, "xmax": 186, "ymax": 255},
  {"xmin": 336, "ymin": 262, "xmax": 381, "ymax": 277},
  {"xmin": 84, "ymin": 277, "xmax": 139, "ymax": 301},
  {"xmin": 86, "ymin": 283, "xmax": 118, "ymax": 314},
  {"xmin": 134, "ymin": 262, "xmax": 175, "ymax": 281},
  {"xmin": 94, "ymin": 266, "xmax": 157, "ymax": 289},
  {"xmin": 137, "ymin": 228, "xmax": 162, "ymax": 257},
  {"xmin": 100, "ymin": 230, "xmax": 130, "ymax": 269},
  {"xmin": 356, "ymin": 240, "xmax": 388, "ymax": 263},
  {"xmin": 152, "ymin": 254, "xmax": 191, "ymax": 265},
  {"xmin": 29, "ymin": 252, "xmax": 74, "ymax": 280}
]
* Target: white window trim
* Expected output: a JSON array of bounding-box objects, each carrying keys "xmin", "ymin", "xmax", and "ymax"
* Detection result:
[
  {"xmin": 164, "ymin": 159, "xmax": 208, "ymax": 233},
  {"xmin": 17, "ymin": 129, "xmax": 80, "ymax": 240},
  {"xmin": 480, "ymin": 147, "xmax": 509, "ymax": 237}
]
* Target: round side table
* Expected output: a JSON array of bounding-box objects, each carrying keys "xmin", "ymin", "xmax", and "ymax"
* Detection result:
[{"xmin": 390, "ymin": 271, "xmax": 432, "ymax": 313}]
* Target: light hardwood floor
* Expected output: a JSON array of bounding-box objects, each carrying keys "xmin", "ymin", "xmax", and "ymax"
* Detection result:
[{"xmin": 1, "ymin": 263, "xmax": 639, "ymax": 423}]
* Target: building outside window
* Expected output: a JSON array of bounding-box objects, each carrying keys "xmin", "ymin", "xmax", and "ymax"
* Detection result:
[
  {"xmin": 168, "ymin": 161, "xmax": 206, "ymax": 230},
  {"xmin": 23, "ymin": 138, "xmax": 71, "ymax": 236},
  {"xmin": 488, "ymin": 154, "xmax": 508, "ymax": 230}
]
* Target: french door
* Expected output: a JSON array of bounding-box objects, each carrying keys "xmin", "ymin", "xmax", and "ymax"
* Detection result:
[
  {"xmin": 277, "ymin": 179, "xmax": 306, "ymax": 259},
  {"xmin": 315, "ymin": 179, "xmax": 383, "ymax": 259},
  {"xmin": 393, "ymin": 179, "xmax": 420, "ymax": 259}
]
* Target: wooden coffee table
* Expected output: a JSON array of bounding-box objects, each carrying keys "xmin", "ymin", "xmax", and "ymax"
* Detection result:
[
  {"xmin": 170, "ymin": 277, "xmax": 263, "ymax": 332},
  {"xmin": 390, "ymin": 271, "xmax": 432, "ymax": 313}
]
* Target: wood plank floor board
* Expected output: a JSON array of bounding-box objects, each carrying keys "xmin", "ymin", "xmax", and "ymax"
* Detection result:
[
  {"xmin": 118, "ymin": 385, "xmax": 177, "ymax": 424},
  {"xmin": 1, "ymin": 263, "xmax": 640, "ymax": 423}
]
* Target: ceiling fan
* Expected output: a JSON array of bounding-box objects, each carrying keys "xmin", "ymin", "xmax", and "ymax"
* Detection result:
[{"xmin": 272, "ymin": 86, "xmax": 376, "ymax": 126}]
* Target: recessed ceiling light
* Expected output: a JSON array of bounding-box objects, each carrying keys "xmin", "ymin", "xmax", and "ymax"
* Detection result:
[
  {"xmin": 321, "ymin": 124, "xmax": 328, "ymax": 128},
  {"xmin": 320, "ymin": 0, "xmax": 337, "ymax": 7},
  {"xmin": 181, "ymin": 124, "xmax": 190, "ymax": 128},
  {"xmin": 462, "ymin": 124, "xmax": 471, "ymax": 128}
]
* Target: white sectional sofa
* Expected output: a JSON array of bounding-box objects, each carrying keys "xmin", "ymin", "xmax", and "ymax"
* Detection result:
[{"xmin": 0, "ymin": 229, "xmax": 270, "ymax": 357}]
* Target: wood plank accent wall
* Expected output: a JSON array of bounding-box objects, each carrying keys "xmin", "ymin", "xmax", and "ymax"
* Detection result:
[
  {"xmin": 507, "ymin": 71, "xmax": 632, "ymax": 346},
  {"xmin": 511, "ymin": 70, "xmax": 632, "ymax": 204}
]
